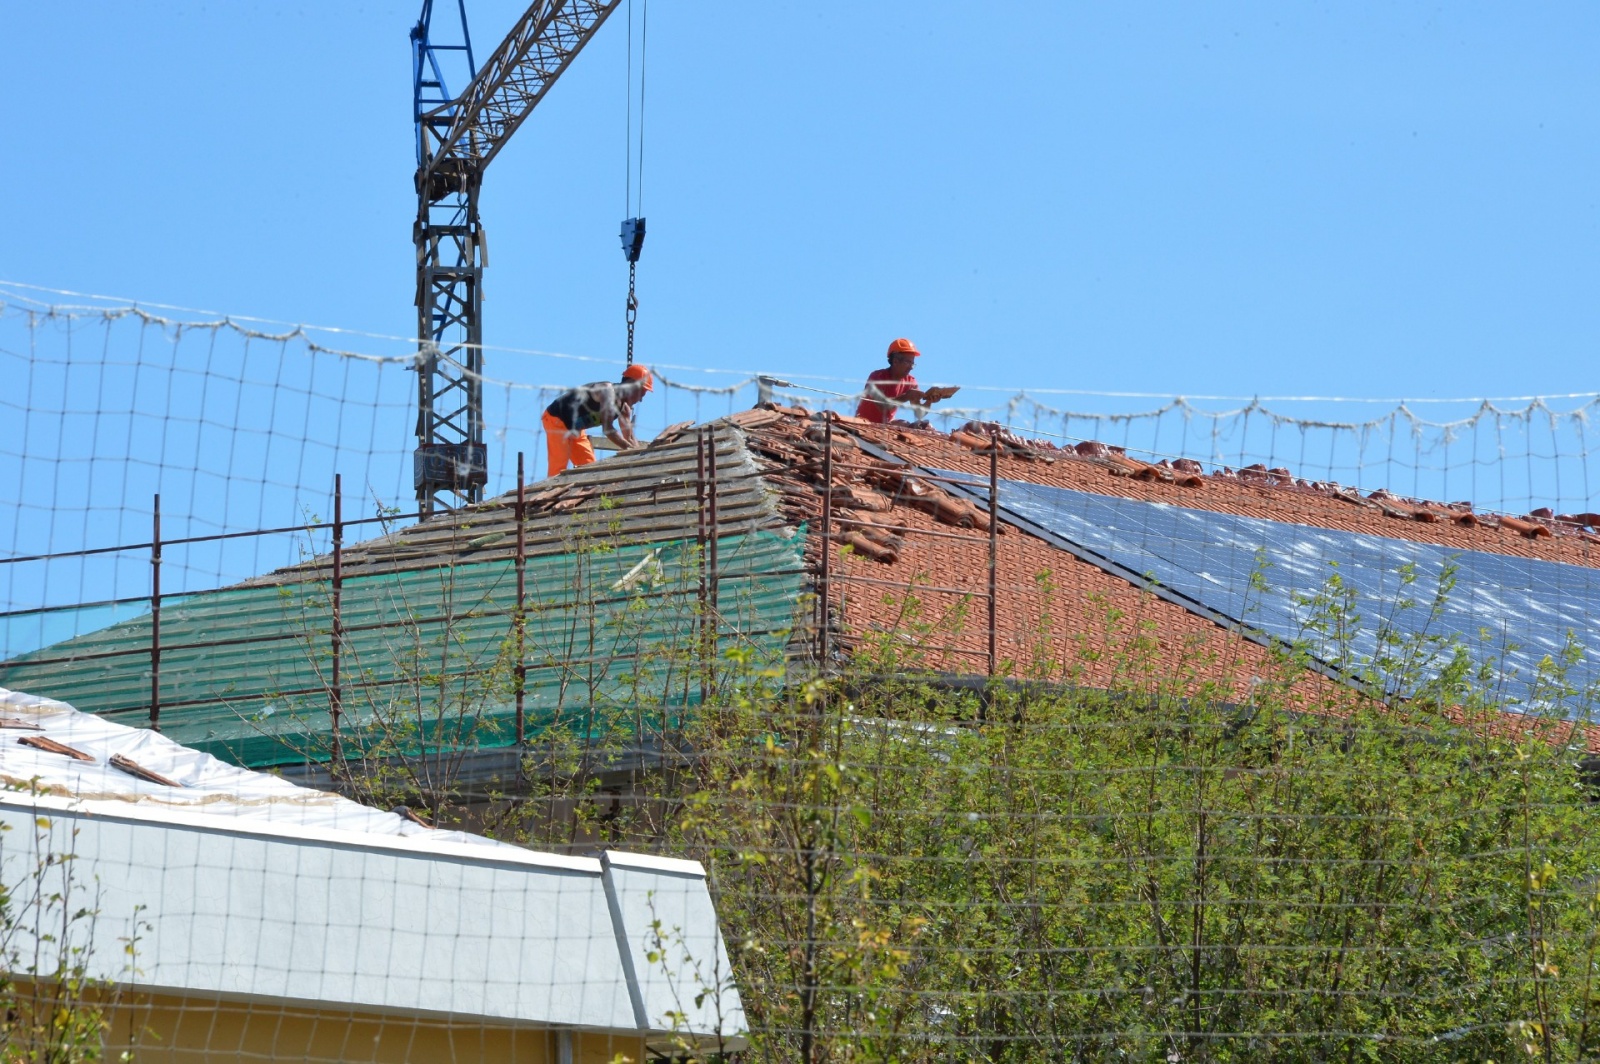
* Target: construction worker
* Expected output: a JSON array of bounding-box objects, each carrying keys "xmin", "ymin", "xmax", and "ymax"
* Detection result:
[
  {"xmin": 541, "ymin": 364, "xmax": 653, "ymax": 477},
  {"xmin": 854, "ymin": 338, "xmax": 955, "ymax": 424}
]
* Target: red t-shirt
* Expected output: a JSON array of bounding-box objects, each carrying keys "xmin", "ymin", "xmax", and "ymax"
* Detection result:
[{"xmin": 855, "ymin": 368, "xmax": 917, "ymax": 423}]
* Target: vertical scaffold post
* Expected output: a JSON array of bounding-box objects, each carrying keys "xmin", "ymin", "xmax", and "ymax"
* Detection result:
[
  {"xmin": 515, "ymin": 452, "xmax": 528, "ymax": 752},
  {"xmin": 988, "ymin": 427, "xmax": 999, "ymax": 681},
  {"xmin": 819, "ymin": 416, "xmax": 834, "ymax": 668},
  {"xmin": 149, "ymin": 494, "xmax": 161, "ymax": 732},
  {"xmin": 330, "ymin": 474, "xmax": 344, "ymax": 766}
]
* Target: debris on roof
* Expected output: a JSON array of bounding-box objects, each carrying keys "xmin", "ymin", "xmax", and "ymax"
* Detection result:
[
  {"xmin": 737, "ymin": 410, "xmax": 997, "ymax": 572},
  {"xmin": 18, "ymin": 734, "xmax": 94, "ymax": 761},
  {"xmin": 109, "ymin": 752, "xmax": 183, "ymax": 788}
]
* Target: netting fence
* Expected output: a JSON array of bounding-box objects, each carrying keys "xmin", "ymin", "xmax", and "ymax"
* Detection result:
[
  {"xmin": 6, "ymin": 281, "xmax": 1599, "ymax": 622},
  {"xmin": 5, "ymin": 281, "xmax": 1600, "ymax": 1061}
]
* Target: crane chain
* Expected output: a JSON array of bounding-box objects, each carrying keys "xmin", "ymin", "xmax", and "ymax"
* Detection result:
[{"xmin": 625, "ymin": 261, "xmax": 638, "ymax": 367}]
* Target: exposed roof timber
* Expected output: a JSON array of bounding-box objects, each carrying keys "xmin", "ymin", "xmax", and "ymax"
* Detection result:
[{"xmin": 252, "ymin": 422, "xmax": 777, "ymax": 584}]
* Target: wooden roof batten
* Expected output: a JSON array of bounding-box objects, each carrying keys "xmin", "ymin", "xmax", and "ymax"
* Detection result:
[{"xmin": 250, "ymin": 419, "xmax": 788, "ymax": 585}]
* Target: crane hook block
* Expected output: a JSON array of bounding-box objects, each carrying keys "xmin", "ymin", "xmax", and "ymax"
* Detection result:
[{"xmin": 620, "ymin": 217, "xmax": 646, "ymax": 264}]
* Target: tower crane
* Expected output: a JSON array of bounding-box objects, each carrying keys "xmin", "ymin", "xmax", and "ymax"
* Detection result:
[{"xmin": 411, "ymin": 0, "xmax": 624, "ymax": 516}]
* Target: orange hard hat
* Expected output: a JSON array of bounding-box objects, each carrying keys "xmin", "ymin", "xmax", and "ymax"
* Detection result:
[
  {"xmin": 887, "ymin": 338, "xmax": 920, "ymax": 358},
  {"xmin": 622, "ymin": 364, "xmax": 654, "ymax": 391}
]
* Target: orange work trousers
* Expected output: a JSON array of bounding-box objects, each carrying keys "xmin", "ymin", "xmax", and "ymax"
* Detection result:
[{"xmin": 542, "ymin": 411, "xmax": 597, "ymax": 477}]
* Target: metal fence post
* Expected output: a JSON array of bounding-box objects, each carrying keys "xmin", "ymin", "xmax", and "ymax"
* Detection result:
[
  {"xmin": 820, "ymin": 416, "xmax": 833, "ymax": 668},
  {"xmin": 515, "ymin": 451, "xmax": 528, "ymax": 751},
  {"xmin": 988, "ymin": 428, "xmax": 999, "ymax": 681},
  {"xmin": 330, "ymin": 474, "xmax": 344, "ymax": 766},
  {"xmin": 150, "ymin": 494, "xmax": 161, "ymax": 732},
  {"xmin": 696, "ymin": 428, "xmax": 710, "ymax": 704},
  {"xmin": 706, "ymin": 424, "xmax": 720, "ymax": 694}
]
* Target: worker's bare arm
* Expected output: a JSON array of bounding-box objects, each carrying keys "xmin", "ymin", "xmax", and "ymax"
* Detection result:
[
  {"xmin": 867, "ymin": 382, "xmax": 927, "ymax": 408},
  {"xmin": 603, "ymin": 411, "xmax": 641, "ymax": 450},
  {"xmin": 896, "ymin": 385, "xmax": 961, "ymax": 410}
]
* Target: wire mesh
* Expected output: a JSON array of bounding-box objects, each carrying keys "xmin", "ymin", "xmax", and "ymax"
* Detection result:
[{"xmin": 4, "ymin": 284, "xmax": 1600, "ymax": 1061}]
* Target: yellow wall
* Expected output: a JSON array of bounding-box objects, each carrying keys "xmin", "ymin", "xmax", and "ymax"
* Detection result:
[{"xmin": 11, "ymin": 983, "xmax": 649, "ymax": 1064}]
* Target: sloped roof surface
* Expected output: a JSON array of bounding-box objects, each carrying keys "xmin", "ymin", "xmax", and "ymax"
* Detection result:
[
  {"xmin": 1, "ymin": 423, "xmax": 805, "ymax": 767},
  {"xmin": 951, "ymin": 473, "xmax": 1600, "ymax": 709},
  {"xmin": 738, "ymin": 409, "xmax": 1325, "ymax": 700},
  {"xmin": 849, "ymin": 420, "xmax": 1600, "ymax": 564},
  {"xmin": 0, "ymin": 685, "xmax": 504, "ymax": 847},
  {"xmin": 733, "ymin": 407, "xmax": 1600, "ymax": 731}
]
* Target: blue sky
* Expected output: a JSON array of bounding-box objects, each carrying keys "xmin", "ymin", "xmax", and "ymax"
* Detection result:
[{"xmin": 8, "ymin": 2, "xmax": 1597, "ymax": 401}]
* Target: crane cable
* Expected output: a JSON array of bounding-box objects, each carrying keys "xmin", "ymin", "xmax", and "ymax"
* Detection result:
[{"xmin": 620, "ymin": 0, "xmax": 647, "ymax": 367}]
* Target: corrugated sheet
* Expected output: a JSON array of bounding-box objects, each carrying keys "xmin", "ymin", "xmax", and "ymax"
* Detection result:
[{"xmin": 1, "ymin": 528, "xmax": 804, "ymax": 767}]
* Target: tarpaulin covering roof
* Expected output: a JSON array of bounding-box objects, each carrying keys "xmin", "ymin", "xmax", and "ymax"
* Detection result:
[
  {"xmin": 0, "ymin": 684, "xmax": 503, "ymax": 847},
  {"xmin": 1, "ymin": 422, "xmax": 806, "ymax": 768},
  {"xmin": 945, "ymin": 473, "xmax": 1600, "ymax": 711}
]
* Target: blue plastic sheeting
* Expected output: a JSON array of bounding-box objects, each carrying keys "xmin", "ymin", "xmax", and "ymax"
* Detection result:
[{"xmin": 944, "ymin": 473, "xmax": 1600, "ymax": 713}]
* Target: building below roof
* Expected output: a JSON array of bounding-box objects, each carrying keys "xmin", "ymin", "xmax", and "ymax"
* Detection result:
[{"xmin": 0, "ymin": 686, "xmax": 746, "ymax": 1061}]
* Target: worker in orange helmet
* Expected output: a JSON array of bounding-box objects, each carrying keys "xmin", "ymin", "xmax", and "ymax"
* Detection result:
[
  {"xmin": 854, "ymin": 338, "xmax": 955, "ymax": 424},
  {"xmin": 541, "ymin": 364, "xmax": 653, "ymax": 477}
]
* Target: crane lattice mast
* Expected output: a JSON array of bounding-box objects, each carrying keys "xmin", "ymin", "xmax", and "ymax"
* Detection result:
[{"xmin": 411, "ymin": 0, "xmax": 622, "ymax": 516}]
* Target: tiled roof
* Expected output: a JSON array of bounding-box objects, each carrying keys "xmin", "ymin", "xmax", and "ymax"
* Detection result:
[
  {"xmin": 734, "ymin": 408, "xmax": 1340, "ymax": 699},
  {"xmin": 731, "ymin": 406, "xmax": 1600, "ymax": 751},
  {"xmin": 845, "ymin": 420, "xmax": 1600, "ymax": 566}
]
